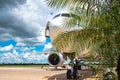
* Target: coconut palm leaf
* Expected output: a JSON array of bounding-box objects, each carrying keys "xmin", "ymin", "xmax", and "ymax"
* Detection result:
[{"xmin": 45, "ymin": 0, "xmax": 120, "ymax": 77}]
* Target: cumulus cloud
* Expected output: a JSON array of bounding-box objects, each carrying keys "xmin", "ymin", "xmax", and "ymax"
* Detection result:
[
  {"xmin": 43, "ymin": 43, "xmax": 53, "ymax": 51},
  {"xmin": 43, "ymin": 43, "xmax": 58, "ymax": 53},
  {"xmin": 15, "ymin": 46, "xmax": 36, "ymax": 52},
  {"xmin": 0, "ymin": 0, "xmax": 26, "ymax": 9},
  {"xmin": 0, "ymin": 49, "xmax": 48, "ymax": 64},
  {"xmin": 0, "ymin": 44, "xmax": 49, "ymax": 64},
  {"xmin": 0, "ymin": 0, "xmax": 62, "ymax": 64},
  {"xmin": 0, "ymin": 0, "xmax": 59, "ymax": 46},
  {"xmin": 0, "ymin": 44, "xmax": 14, "ymax": 52}
]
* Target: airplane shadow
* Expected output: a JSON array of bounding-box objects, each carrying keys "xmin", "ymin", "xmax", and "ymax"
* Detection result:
[
  {"xmin": 47, "ymin": 69, "xmax": 93, "ymax": 80},
  {"xmin": 48, "ymin": 73, "xmax": 66, "ymax": 80}
]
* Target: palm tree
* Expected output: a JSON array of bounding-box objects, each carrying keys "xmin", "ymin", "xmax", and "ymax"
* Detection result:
[{"xmin": 45, "ymin": 0, "xmax": 120, "ymax": 79}]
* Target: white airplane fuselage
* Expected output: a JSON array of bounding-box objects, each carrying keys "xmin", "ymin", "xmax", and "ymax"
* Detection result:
[
  {"xmin": 45, "ymin": 12, "xmax": 83, "ymax": 66},
  {"xmin": 46, "ymin": 13, "xmax": 68, "ymax": 41},
  {"xmin": 45, "ymin": 12, "xmax": 81, "ymax": 54}
]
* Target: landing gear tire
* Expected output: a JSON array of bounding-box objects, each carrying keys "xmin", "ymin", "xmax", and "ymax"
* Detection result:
[
  {"xmin": 66, "ymin": 69, "xmax": 72, "ymax": 79},
  {"xmin": 104, "ymin": 72, "xmax": 116, "ymax": 80}
]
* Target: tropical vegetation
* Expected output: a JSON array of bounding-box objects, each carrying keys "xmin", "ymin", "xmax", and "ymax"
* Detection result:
[{"xmin": 45, "ymin": 0, "xmax": 120, "ymax": 79}]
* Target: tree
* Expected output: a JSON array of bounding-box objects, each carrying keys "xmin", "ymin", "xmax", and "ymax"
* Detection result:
[{"xmin": 45, "ymin": 0, "xmax": 120, "ymax": 79}]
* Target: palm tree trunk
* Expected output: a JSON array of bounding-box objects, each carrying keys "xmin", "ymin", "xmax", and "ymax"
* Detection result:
[{"xmin": 116, "ymin": 56, "xmax": 120, "ymax": 79}]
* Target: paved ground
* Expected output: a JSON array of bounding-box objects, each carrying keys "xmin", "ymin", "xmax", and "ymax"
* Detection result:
[
  {"xmin": 0, "ymin": 67, "xmax": 101, "ymax": 80},
  {"xmin": 0, "ymin": 67, "xmax": 66, "ymax": 80}
]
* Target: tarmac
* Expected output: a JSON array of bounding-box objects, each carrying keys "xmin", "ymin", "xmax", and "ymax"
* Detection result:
[{"xmin": 0, "ymin": 67, "xmax": 102, "ymax": 80}]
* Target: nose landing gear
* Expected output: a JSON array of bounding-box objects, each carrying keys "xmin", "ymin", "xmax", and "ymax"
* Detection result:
[{"xmin": 66, "ymin": 59, "xmax": 81, "ymax": 80}]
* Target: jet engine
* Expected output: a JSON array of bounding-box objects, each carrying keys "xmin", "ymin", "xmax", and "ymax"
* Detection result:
[{"xmin": 48, "ymin": 53, "xmax": 65, "ymax": 66}]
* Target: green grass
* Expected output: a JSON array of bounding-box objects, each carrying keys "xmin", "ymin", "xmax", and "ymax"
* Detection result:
[{"xmin": 0, "ymin": 64, "xmax": 50, "ymax": 68}]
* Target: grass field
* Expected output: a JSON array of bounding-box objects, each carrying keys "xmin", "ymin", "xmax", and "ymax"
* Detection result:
[{"xmin": 0, "ymin": 64, "xmax": 50, "ymax": 68}]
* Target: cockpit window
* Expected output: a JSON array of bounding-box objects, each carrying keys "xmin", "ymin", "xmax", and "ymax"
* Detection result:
[
  {"xmin": 52, "ymin": 14, "xmax": 60, "ymax": 19},
  {"xmin": 61, "ymin": 13, "xmax": 71, "ymax": 17},
  {"xmin": 52, "ymin": 13, "xmax": 75, "ymax": 19}
]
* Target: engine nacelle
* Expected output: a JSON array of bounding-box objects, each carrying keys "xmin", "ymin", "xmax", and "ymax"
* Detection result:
[{"xmin": 48, "ymin": 53, "xmax": 65, "ymax": 66}]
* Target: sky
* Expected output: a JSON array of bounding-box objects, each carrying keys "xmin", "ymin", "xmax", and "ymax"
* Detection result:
[{"xmin": 0, "ymin": 0, "xmax": 61, "ymax": 64}]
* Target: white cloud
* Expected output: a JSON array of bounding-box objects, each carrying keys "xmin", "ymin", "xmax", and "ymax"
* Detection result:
[
  {"xmin": 0, "ymin": 44, "xmax": 14, "ymax": 52},
  {"xmin": 23, "ymin": 52, "xmax": 30, "ymax": 58},
  {"xmin": 12, "ymin": 0, "xmax": 59, "ymax": 46},
  {"xmin": 43, "ymin": 43, "xmax": 53, "ymax": 51},
  {"xmin": 0, "ymin": 51, "xmax": 48, "ymax": 64},
  {"xmin": 0, "ymin": 0, "xmax": 63, "ymax": 64},
  {"xmin": 43, "ymin": 43, "xmax": 58, "ymax": 54},
  {"xmin": 12, "ymin": 49, "xmax": 19, "ymax": 55},
  {"xmin": 16, "ymin": 42, "xmax": 26, "ymax": 46},
  {"xmin": 0, "ymin": 0, "xmax": 60, "ymax": 46},
  {"xmin": 10, "ymin": 0, "xmax": 47, "ymax": 46},
  {"xmin": 15, "ymin": 46, "xmax": 36, "ymax": 53}
]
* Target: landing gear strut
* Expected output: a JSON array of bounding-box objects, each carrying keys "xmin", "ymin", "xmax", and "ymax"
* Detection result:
[{"xmin": 66, "ymin": 59, "xmax": 81, "ymax": 80}]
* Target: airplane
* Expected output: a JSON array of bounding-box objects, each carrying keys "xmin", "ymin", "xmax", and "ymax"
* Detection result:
[
  {"xmin": 44, "ymin": 11, "xmax": 96, "ymax": 67},
  {"xmin": 44, "ymin": 11, "xmax": 117, "ymax": 79},
  {"xmin": 45, "ymin": 11, "xmax": 80, "ymax": 67}
]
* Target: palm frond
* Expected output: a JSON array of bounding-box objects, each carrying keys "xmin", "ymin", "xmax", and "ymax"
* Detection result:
[
  {"xmin": 53, "ymin": 28, "xmax": 98, "ymax": 55},
  {"xmin": 45, "ymin": 0, "xmax": 120, "ymax": 65}
]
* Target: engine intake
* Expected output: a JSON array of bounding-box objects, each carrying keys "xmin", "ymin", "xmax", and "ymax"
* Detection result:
[{"xmin": 48, "ymin": 53, "xmax": 64, "ymax": 66}]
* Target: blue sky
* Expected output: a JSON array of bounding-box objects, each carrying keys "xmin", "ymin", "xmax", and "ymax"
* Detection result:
[{"xmin": 0, "ymin": 0, "xmax": 61, "ymax": 64}]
